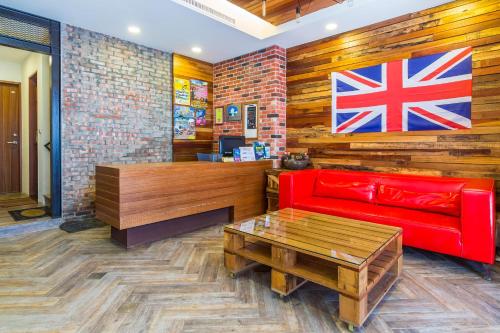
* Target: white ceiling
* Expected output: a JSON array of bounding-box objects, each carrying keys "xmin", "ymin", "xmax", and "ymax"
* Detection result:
[
  {"xmin": 0, "ymin": 45, "xmax": 32, "ymax": 63},
  {"xmin": 0, "ymin": 0, "xmax": 453, "ymax": 63}
]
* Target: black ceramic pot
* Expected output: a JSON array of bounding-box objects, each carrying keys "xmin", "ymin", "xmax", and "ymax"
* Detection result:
[{"xmin": 282, "ymin": 159, "xmax": 310, "ymax": 170}]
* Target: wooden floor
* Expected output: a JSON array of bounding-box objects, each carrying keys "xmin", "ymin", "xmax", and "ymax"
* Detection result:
[
  {"xmin": 0, "ymin": 193, "xmax": 49, "ymax": 228},
  {"xmin": 0, "ymin": 225, "xmax": 498, "ymax": 333}
]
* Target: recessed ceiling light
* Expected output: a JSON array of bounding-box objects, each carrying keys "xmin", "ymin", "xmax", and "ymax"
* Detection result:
[
  {"xmin": 191, "ymin": 46, "xmax": 202, "ymax": 54},
  {"xmin": 325, "ymin": 23, "xmax": 338, "ymax": 31},
  {"xmin": 128, "ymin": 26, "xmax": 141, "ymax": 34}
]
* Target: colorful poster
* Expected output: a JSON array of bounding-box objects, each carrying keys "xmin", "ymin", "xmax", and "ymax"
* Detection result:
[
  {"xmin": 215, "ymin": 107, "xmax": 224, "ymax": 124},
  {"xmin": 174, "ymin": 105, "xmax": 196, "ymax": 139},
  {"xmin": 331, "ymin": 47, "xmax": 472, "ymax": 134},
  {"xmin": 174, "ymin": 78, "xmax": 190, "ymax": 105},
  {"xmin": 191, "ymin": 80, "xmax": 208, "ymax": 108},
  {"xmin": 195, "ymin": 108, "xmax": 206, "ymax": 126}
]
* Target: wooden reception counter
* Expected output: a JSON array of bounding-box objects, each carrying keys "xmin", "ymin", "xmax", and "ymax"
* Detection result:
[{"xmin": 95, "ymin": 160, "xmax": 272, "ymax": 247}]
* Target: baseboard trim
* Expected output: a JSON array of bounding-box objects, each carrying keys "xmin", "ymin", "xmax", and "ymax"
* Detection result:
[{"xmin": 111, "ymin": 207, "xmax": 233, "ymax": 248}]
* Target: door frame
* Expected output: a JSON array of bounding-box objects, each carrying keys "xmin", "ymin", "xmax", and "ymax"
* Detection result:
[
  {"xmin": 0, "ymin": 81, "xmax": 22, "ymax": 193},
  {"xmin": 28, "ymin": 73, "xmax": 38, "ymax": 200},
  {"xmin": 0, "ymin": 6, "xmax": 61, "ymax": 217}
]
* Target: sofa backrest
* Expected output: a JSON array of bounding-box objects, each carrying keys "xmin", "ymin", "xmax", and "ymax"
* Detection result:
[
  {"xmin": 313, "ymin": 170, "xmax": 378, "ymax": 203},
  {"xmin": 312, "ymin": 169, "xmax": 465, "ymax": 216},
  {"xmin": 376, "ymin": 177, "xmax": 464, "ymax": 217}
]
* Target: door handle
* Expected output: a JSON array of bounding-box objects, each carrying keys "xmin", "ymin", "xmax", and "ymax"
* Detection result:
[{"xmin": 7, "ymin": 140, "xmax": 18, "ymax": 145}]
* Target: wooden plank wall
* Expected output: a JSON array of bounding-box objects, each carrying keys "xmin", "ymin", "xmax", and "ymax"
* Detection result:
[
  {"xmin": 286, "ymin": 0, "xmax": 500, "ymax": 213},
  {"xmin": 172, "ymin": 54, "xmax": 214, "ymax": 161}
]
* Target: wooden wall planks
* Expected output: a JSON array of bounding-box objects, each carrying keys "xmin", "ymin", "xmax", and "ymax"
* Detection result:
[
  {"xmin": 286, "ymin": 0, "xmax": 500, "ymax": 212},
  {"xmin": 172, "ymin": 54, "xmax": 214, "ymax": 161},
  {"xmin": 229, "ymin": 0, "xmax": 343, "ymax": 26}
]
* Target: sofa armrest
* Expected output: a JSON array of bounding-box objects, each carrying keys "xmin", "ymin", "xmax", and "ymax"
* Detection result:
[
  {"xmin": 461, "ymin": 178, "xmax": 496, "ymax": 264},
  {"xmin": 279, "ymin": 170, "xmax": 319, "ymax": 209}
]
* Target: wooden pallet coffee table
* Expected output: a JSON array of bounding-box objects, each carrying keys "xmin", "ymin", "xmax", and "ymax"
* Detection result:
[{"xmin": 224, "ymin": 208, "xmax": 403, "ymax": 330}]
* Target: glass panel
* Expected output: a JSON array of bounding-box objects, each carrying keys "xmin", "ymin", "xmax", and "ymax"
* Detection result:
[{"xmin": 224, "ymin": 208, "xmax": 400, "ymax": 266}]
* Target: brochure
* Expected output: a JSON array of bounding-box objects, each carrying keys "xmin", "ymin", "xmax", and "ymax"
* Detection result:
[{"xmin": 239, "ymin": 146, "xmax": 256, "ymax": 162}]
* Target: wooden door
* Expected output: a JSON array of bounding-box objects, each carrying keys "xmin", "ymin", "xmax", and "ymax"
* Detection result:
[
  {"xmin": 0, "ymin": 82, "xmax": 21, "ymax": 193},
  {"xmin": 29, "ymin": 73, "xmax": 38, "ymax": 199}
]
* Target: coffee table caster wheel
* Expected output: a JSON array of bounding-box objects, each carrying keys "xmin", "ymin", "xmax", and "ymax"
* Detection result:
[
  {"xmin": 229, "ymin": 272, "xmax": 236, "ymax": 279},
  {"xmin": 347, "ymin": 324, "xmax": 354, "ymax": 332}
]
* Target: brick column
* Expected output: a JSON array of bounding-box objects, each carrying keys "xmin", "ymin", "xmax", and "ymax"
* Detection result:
[{"xmin": 213, "ymin": 46, "xmax": 286, "ymax": 159}]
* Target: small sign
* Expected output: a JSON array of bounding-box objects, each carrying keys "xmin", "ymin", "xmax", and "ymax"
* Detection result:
[
  {"xmin": 225, "ymin": 104, "xmax": 241, "ymax": 122},
  {"xmin": 215, "ymin": 107, "xmax": 224, "ymax": 124},
  {"xmin": 244, "ymin": 103, "xmax": 258, "ymax": 138},
  {"xmin": 239, "ymin": 146, "xmax": 256, "ymax": 162}
]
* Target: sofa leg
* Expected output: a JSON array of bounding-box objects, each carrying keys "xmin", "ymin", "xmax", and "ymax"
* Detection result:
[{"xmin": 482, "ymin": 264, "xmax": 493, "ymax": 281}]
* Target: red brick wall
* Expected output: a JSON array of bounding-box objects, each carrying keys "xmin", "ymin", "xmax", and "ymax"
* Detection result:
[{"xmin": 213, "ymin": 46, "xmax": 286, "ymax": 159}]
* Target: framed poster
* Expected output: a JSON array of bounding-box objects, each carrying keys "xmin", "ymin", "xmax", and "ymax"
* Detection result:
[
  {"xmin": 195, "ymin": 108, "xmax": 206, "ymax": 126},
  {"xmin": 225, "ymin": 104, "xmax": 241, "ymax": 122},
  {"xmin": 215, "ymin": 107, "xmax": 224, "ymax": 124},
  {"xmin": 174, "ymin": 105, "xmax": 196, "ymax": 139},
  {"xmin": 174, "ymin": 78, "xmax": 190, "ymax": 105},
  {"xmin": 243, "ymin": 102, "xmax": 258, "ymax": 138},
  {"xmin": 190, "ymin": 79, "xmax": 208, "ymax": 108}
]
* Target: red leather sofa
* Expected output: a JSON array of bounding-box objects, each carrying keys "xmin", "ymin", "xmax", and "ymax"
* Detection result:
[{"xmin": 279, "ymin": 169, "xmax": 496, "ymax": 264}]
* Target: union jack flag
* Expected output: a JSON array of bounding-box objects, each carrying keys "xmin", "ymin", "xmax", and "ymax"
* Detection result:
[{"xmin": 331, "ymin": 47, "xmax": 472, "ymax": 133}]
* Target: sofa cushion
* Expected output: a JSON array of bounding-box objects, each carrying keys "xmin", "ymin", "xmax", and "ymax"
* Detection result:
[
  {"xmin": 313, "ymin": 171, "xmax": 377, "ymax": 203},
  {"xmin": 293, "ymin": 196, "xmax": 462, "ymax": 257},
  {"xmin": 376, "ymin": 178, "xmax": 464, "ymax": 216}
]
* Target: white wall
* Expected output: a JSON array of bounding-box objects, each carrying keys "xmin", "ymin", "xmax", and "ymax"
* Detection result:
[
  {"xmin": 21, "ymin": 53, "xmax": 51, "ymax": 203},
  {"xmin": 0, "ymin": 60, "xmax": 22, "ymax": 82}
]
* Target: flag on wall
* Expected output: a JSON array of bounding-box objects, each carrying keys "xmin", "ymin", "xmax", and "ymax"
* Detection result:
[{"xmin": 331, "ymin": 47, "xmax": 472, "ymax": 133}]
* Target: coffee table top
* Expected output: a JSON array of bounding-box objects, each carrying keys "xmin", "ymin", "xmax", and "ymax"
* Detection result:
[{"xmin": 224, "ymin": 208, "xmax": 402, "ymax": 267}]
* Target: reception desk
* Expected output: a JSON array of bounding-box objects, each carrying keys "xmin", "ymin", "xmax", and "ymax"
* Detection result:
[{"xmin": 95, "ymin": 160, "xmax": 272, "ymax": 247}]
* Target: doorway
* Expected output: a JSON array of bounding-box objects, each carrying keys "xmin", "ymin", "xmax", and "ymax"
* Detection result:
[
  {"xmin": 0, "ymin": 45, "xmax": 53, "ymax": 226},
  {"xmin": 29, "ymin": 73, "xmax": 38, "ymax": 200},
  {"xmin": 0, "ymin": 82, "xmax": 21, "ymax": 193},
  {"xmin": 0, "ymin": 5, "xmax": 61, "ymax": 219}
]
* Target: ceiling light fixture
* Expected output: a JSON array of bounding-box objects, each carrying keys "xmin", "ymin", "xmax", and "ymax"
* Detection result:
[
  {"xmin": 262, "ymin": 0, "xmax": 266, "ymax": 17},
  {"xmin": 128, "ymin": 26, "xmax": 141, "ymax": 34},
  {"xmin": 325, "ymin": 23, "xmax": 338, "ymax": 31},
  {"xmin": 191, "ymin": 46, "xmax": 202, "ymax": 53},
  {"xmin": 295, "ymin": 3, "xmax": 301, "ymax": 22}
]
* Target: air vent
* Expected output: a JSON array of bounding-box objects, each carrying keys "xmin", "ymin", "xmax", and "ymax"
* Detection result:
[
  {"xmin": 0, "ymin": 12, "xmax": 50, "ymax": 46},
  {"xmin": 180, "ymin": 0, "xmax": 236, "ymax": 26}
]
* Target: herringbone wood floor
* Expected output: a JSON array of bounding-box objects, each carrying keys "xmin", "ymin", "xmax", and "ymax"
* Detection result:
[{"xmin": 0, "ymin": 225, "xmax": 498, "ymax": 333}]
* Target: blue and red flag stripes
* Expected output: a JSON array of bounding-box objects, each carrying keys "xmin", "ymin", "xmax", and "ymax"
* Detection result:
[{"xmin": 331, "ymin": 47, "xmax": 473, "ymax": 133}]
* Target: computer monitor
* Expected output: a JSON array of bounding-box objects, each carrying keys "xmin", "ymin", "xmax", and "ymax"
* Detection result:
[{"xmin": 219, "ymin": 135, "xmax": 245, "ymax": 156}]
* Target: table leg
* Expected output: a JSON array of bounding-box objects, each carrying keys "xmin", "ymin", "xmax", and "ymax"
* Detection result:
[
  {"xmin": 339, "ymin": 294, "xmax": 368, "ymax": 328},
  {"xmin": 271, "ymin": 269, "xmax": 305, "ymax": 296},
  {"xmin": 224, "ymin": 232, "xmax": 248, "ymax": 276},
  {"xmin": 338, "ymin": 266, "xmax": 368, "ymax": 327},
  {"xmin": 270, "ymin": 245, "xmax": 306, "ymax": 296}
]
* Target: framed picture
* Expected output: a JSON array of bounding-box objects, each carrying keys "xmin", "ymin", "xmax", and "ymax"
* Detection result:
[
  {"xmin": 225, "ymin": 103, "xmax": 241, "ymax": 122},
  {"xmin": 174, "ymin": 105, "xmax": 196, "ymax": 140},
  {"xmin": 215, "ymin": 106, "xmax": 224, "ymax": 124},
  {"xmin": 195, "ymin": 108, "xmax": 206, "ymax": 126},
  {"xmin": 174, "ymin": 78, "xmax": 190, "ymax": 105},
  {"xmin": 243, "ymin": 102, "xmax": 258, "ymax": 139},
  {"xmin": 190, "ymin": 79, "xmax": 208, "ymax": 108}
]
